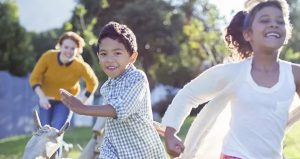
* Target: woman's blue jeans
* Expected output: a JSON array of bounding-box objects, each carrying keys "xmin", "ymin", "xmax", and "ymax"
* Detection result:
[{"xmin": 39, "ymin": 100, "xmax": 70, "ymax": 129}]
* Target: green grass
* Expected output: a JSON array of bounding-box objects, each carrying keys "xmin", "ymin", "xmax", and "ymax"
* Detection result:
[
  {"xmin": 0, "ymin": 118, "xmax": 299, "ymax": 159},
  {"xmin": 0, "ymin": 126, "xmax": 92, "ymax": 159},
  {"xmin": 61, "ymin": 126, "xmax": 93, "ymax": 158},
  {"xmin": 283, "ymin": 121, "xmax": 300, "ymax": 159},
  {"xmin": 0, "ymin": 135, "xmax": 30, "ymax": 159},
  {"xmin": 177, "ymin": 116, "xmax": 194, "ymax": 139}
]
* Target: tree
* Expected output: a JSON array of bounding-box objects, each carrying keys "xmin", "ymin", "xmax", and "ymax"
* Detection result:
[
  {"xmin": 68, "ymin": 0, "xmax": 180, "ymax": 87},
  {"xmin": 151, "ymin": 0, "xmax": 228, "ymax": 87},
  {"xmin": 287, "ymin": 0, "xmax": 300, "ymax": 50},
  {"xmin": 30, "ymin": 29, "xmax": 63, "ymax": 61},
  {"xmin": 115, "ymin": 0, "xmax": 181, "ymax": 86},
  {"xmin": 281, "ymin": 0, "xmax": 300, "ymax": 63},
  {"xmin": 0, "ymin": 0, "xmax": 34, "ymax": 76},
  {"xmin": 66, "ymin": 0, "xmax": 228, "ymax": 88},
  {"xmin": 64, "ymin": 4, "xmax": 107, "ymax": 85}
]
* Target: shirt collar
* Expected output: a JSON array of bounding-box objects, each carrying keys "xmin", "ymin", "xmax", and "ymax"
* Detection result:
[
  {"xmin": 108, "ymin": 64, "xmax": 136, "ymax": 83},
  {"xmin": 57, "ymin": 52, "xmax": 73, "ymax": 66}
]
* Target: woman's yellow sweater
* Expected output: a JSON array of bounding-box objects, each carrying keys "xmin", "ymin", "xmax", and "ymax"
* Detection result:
[{"xmin": 29, "ymin": 50, "xmax": 99, "ymax": 100}]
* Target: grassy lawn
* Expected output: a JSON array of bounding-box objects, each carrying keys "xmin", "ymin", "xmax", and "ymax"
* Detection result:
[
  {"xmin": 283, "ymin": 121, "xmax": 300, "ymax": 159},
  {"xmin": 0, "ymin": 117, "xmax": 299, "ymax": 159},
  {"xmin": 0, "ymin": 127, "xmax": 92, "ymax": 159}
]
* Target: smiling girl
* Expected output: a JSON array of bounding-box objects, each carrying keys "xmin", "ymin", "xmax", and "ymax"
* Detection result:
[{"xmin": 162, "ymin": 0, "xmax": 300, "ymax": 158}]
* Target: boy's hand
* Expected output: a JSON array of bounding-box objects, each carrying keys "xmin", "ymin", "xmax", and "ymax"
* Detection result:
[
  {"xmin": 60, "ymin": 88, "xmax": 85, "ymax": 114},
  {"xmin": 153, "ymin": 121, "xmax": 166, "ymax": 136},
  {"xmin": 164, "ymin": 127, "xmax": 185, "ymax": 158}
]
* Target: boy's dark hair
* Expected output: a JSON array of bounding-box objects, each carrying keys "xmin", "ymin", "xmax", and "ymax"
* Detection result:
[{"xmin": 97, "ymin": 21, "xmax": 137, "ymax": 55}]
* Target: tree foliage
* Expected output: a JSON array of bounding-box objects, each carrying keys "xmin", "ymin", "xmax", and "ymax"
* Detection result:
[
  {"xmin": 3, "ymin": 0, "xmax": 300, "ymax": 84},
  {"xmin": 66, "ymin": 4, "xmax": 107, "ymax": 85},
  {"xmin": 67, "ymin": 0, "xmax": 228, "ymax": 88},
  {"xmin": 150, "ymin": 0, "xmax": 228, "ymax": 87},
  {"xmin": 30, "ymin": 30, "xmax": 63, "ymax": 61},
  {"xmin": 0, "ymin": 0, "xmax": 34, "ymax": 76},
  {"xmin": 282, "ymin": 0, "xmax": 300, "ymax": 63}
]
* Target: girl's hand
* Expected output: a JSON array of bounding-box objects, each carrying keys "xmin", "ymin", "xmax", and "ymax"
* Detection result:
[
  {"xmin": 60, "ymin": 88, "xmax": 85, "ymax": 114},
  {"xmin": 39, "ymin": 96, "xmax": 52, "ymax": 109},
  {"xmin": 164, "ymin": 127, "xmax": 185, "ymax": 158}
]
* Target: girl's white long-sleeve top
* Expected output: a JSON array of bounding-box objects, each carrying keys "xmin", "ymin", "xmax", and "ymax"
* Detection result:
[{"xmin": 162, "ymin": 58, "xmax": 296, "ymax": 159}]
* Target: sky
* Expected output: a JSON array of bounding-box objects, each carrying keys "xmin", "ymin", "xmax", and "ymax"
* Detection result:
[
  {"xmin": 15, "ymin": 0, "xmax": 246, "ymax": 33},
  {"xmin": 210, "ymin": 0, "xmax": 245, "ymax": 19},
  {"xmin": 16, "ymin": 0, "xmax": 77, "ymax": 32}
]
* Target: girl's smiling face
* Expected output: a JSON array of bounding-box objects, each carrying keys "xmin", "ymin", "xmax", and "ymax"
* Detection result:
[
  {"xmin": 97, "ymin": 37, "xmax": 137, "ymax": 78},
  {"xmin": 244, "ymin": 6, "xmax": 286, "ymax": 52}
]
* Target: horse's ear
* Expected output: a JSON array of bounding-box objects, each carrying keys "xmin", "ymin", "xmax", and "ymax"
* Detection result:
[
  {"xmin": 33, "ymin": 109, "xmax": 42, "ymax": 129},
  {"xmin": 57, "ymin": 121, "xmax": 70, "ymax": 136}
]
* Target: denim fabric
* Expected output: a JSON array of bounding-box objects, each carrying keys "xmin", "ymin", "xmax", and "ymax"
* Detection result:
[{"xmin": 39, "ymin": 100, "xmax": 70, "ymax": 129}]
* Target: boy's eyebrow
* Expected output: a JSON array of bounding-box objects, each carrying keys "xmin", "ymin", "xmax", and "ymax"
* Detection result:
[
  {"xmin": 99, "ymin": 48, "xmax": 126, "ymax": 52},
  {"xmin": 98, "ymin": 48, "xmax": 106, "ymax": 52}
]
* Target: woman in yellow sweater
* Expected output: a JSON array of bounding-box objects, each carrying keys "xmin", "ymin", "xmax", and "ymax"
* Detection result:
[{"xmin": 29, "ymin": 31, "xmax": 98, "ymax": 129}]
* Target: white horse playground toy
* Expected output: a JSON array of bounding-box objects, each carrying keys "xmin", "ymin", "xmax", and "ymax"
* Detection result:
[{"xmin": 23, "ymin": 109, "xmax": 71, "ymax": 159}]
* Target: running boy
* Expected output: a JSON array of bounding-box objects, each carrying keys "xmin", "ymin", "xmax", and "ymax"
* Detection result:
[{"xmin": 60, "ymin": 21, "xmax": 167, "ymax": 159}]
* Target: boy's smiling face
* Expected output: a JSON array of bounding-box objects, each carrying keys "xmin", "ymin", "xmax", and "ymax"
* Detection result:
[{"xmin": 97, "ymin": 37, "xmax": 137, "ymax": 78}]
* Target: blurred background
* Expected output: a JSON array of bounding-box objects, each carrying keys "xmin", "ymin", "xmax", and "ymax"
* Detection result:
[{"xmin": 1, "ymin": 0, "xmax": 300, "ymax": 157}]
